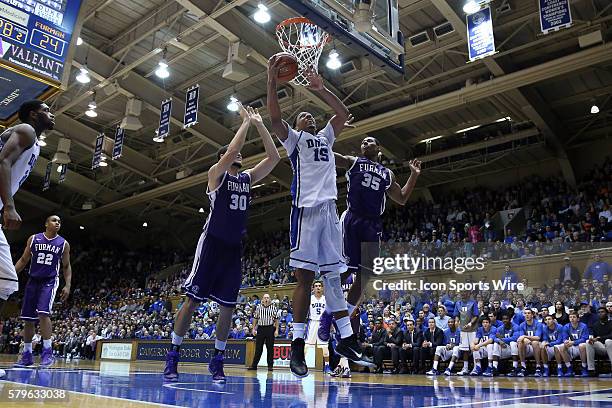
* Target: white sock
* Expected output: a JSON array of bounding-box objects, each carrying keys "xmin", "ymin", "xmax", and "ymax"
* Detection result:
[
  {"xmin": 581, "ymin": 363, "xmax": 587, "ymax": 369},
  {"xmin": 347, "ymin": 303, "xmax": 357, "ymax": 317},
  {"xmin": 512, "ymin": 361, "xmax": 518, "ymax": 368},
  {"xmin": 448, "ymin": 361, "xmax": 455, "ymax": 370},
  {"xmin": 215, "ymin": 340, "xmax": 226, "ymax": 351},
  {"xmin": 521, "ymin": 362, "xmax": 526, "ymax": 368},
  {"xmin": 475, "ymin": 362, "xmax": 481, "ymax": 368},
  {"xmin": 43, "ymin": 339, "xmax": 52, "ymax": 349},
  {"xmin": 336, "ymin": 316, "xmax": 353, "ymax": 339},
  {"xmin": 565, "ymin": 362, "xmax": 571, "ymax": 368},
  {"xmin": 172, "ymin": 332, "xmax": 183, "ymax": 346},
  {"xmin": 293, "ymin": 323, "xmax": 305, "ymax": 339},
  {"xmin": 24, "ymin": 343, "xmax": 32, "ymax": 353},
  {"xmin": 340, "ymin": 357, "xmax": 349, "ymax": 369},
  {"xmin": 543, "ymin": 363, "xmax": 549, "ymax": 369},
  {"xmin": 492, "ymin": 361, "xmax": 499, "ymax": 368},
  {"xmin": 433, "ymin": 360, "xmax": 439, "ymax": 370}
]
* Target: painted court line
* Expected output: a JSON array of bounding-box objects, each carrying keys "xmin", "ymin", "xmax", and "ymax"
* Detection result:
[
  {"xmin": 0, "ymin": 379, "xmax": 187, "ymax": 407},
  {"xmin": 424, "ymin": 388, "xmax": 612, "ymax": 408},
  {"xmin": 162, "ymin": 382, "xmax": 234, "ymax": 394}
]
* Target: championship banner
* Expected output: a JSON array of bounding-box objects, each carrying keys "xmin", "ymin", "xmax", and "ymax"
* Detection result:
[
  {"xmin": 539, "ymin": 0, "xmax": 572, "ymax": 34},
  {"xmin": 91, "ymin": 132, "xmax": 104, "ymax": 169},
  {"xmin": 59, "ymin": 163, "xmax": 67, "ymax": 184},
  {"xmin": 112, "ymin": 127, "xmax": 125, "ymax": 160},
  {"xmin": 42, "ymin": 161, "xmax": 52, "ymax": 191},
  {"xmin": 183, "ymin": 85, "xmax": 199, "ymax": 128},
  {"xmin": 136, "ymin": 341, "xmax": 246, "ymax": 364},
  {"xmin": 157, "ymin": 98, "xmax": 172, "ymax": 140},
  {"xmin": 466, "ymin": 6, "xmax": 495, "ymax": 62}
]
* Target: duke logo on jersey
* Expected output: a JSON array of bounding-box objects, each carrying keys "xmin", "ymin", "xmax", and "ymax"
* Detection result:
[
  {"xmin": 183, "ymin": 171, "xmax": 251, "ymax": 307},
  {"xmin": 20, "ymin": 233, "xmax": 65, "ymax": 321},
  {"xmin": 310, "ymin": 295, "xmax": 326, "ymax": 321}
]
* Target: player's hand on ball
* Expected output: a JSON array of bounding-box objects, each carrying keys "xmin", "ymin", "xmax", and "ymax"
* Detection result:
[
  {"xmin": 2, "ymin": 206, "xmax": 22, "ymax": 230},
  {"xmin": 409, "ymin": 159, "xmax": 422, "ymax": 176},
  {"xmin": 268, "ymin": 55, "xmax": 282, "ymax": 80},
  {"xmin": 305, "ymin": 68, "xmax": 324, "ymax": 91}
]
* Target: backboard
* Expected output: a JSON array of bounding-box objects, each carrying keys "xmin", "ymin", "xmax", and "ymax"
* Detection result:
[{"xmin": 279, "ymin": 0, "xmax": 405, "ymax": 76}]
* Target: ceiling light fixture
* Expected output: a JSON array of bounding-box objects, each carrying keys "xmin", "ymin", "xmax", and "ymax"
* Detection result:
[
  {"xmin": 253, "ymin": 4, "xmax": 271, "ymax": 24},
  {"xmin": 155, "ymin": 48, "xmax": 170, "ymax": 79},
  {"xmin": 227, "ymin": 96, "xmax": 240, "ymax": 112},
  {"xmin": 463, "ymin": 0, "xmax": 481, "ymax": 14},
  {"xmin": 76, "ymin": 67, "xmax": 90, "ymax": 84},
  {"xmin": 455, "ymin": 124, "xmax": 481, "ymax": 133},
  {"xmin": 326, "ymin": 49, "xmax": 342, "ymax": 70}
]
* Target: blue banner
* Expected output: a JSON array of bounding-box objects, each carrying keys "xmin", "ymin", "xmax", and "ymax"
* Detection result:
[
  {"xmin": 157, "ymin": 98, "xmax": 172, "ymax": 139},
  {"xmin": 58, "ymin": 162, "xmax": 66, "ymax": 183},
  {"xmin": 183, "ymin": 85, "xmax": 199, "ymax": 128},
  {"xmin": 466, "ymin": 6, "xmax": 495, "ymax": 62},
  {"xmin": 91, "ymin": 132, "xmax": 104, "ymax": 169},
  {"xmin": 136, "ymin": 341, "xmax": 246, "ymax": 364},
  {"xmin": 42, "ymin": 161, "xmax": 51, "ymax": 191},
  {"xmin": 112, "ymin": 127, "xmax": 124, "ymax": 160},
  {"xmin": 539, "ymin": 0, "xmax": 572, "ymax": 34}
]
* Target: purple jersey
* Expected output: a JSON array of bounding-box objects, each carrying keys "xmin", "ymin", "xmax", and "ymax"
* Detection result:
[
  {"xmin": 346, "ymin": 157, "xmax": 392, "ymax": 217},
  {"xmin": 29, "ymin": 233, "xmax": 66, "ymax": 279},
  {"xmin": 205, "ymin": 171, "xmax": 251, "ymax": 243}
]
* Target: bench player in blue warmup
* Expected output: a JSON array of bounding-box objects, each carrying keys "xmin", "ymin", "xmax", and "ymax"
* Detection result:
[
  {"xmin": 14, "ymin": 215, "xmax": 72, "ymax": 368},
  {"xmin": 268, "ymin": 57, "xmax": 375, "ymax": 377},
  {"xmin": 164, "ymin": 104, "xmax": 280, "ymax": 383}
]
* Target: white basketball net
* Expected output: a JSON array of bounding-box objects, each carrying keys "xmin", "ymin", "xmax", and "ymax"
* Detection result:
[{"xmin": 276, "ymin": 18, "xmax": 330, "ymax": 86}]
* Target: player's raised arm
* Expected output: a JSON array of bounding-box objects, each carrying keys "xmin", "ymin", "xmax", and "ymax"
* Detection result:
[
  {"xmin": 387, "ymin": 159, "xmax": 422, "ymax": 205},
  {"xmin": 14, "ymin": 234, "xmax": 34, "ymax": 274},
  {"xmin": 245, "ymin": 107, "xmax": 281, "ymax": 184},
  {"xmin": 0, "ymin": 125, "xmax": 36, "ymax": 230},
  {"xmin": 305, "ymin": 69, "xmax": 349, "ymax": 138},
  {"xmin": 208, "ymin": 103, "xmax": 251, "ymax": 190},
  {"xmin": 267, "ymin": 56, "xmax": 289, "ymax": 140},
  {"xmin": 60, "ymin": 241, "xmax": 72, "ymax": 302},
  {"xmin": 334, "ymin": 152, "xmax": 357, "ymax": 169}
]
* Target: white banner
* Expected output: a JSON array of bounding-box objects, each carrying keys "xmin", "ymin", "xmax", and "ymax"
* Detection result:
[{"xmin": 101, "ymin": 342, "xmax": 133, "ymax": 360}]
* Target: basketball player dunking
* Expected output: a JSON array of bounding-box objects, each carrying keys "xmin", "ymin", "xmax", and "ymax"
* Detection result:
[
  {"xmin": 324, "ymin": 137, "xmax": 421, "ymax": 376},
  {"xmin": 306, "ymin": 281, "xmax": 330, "ymax": 371},
  {"xmin": 163, "ymin": 104, "xmax": 280, "ymax": 383},
  {"xmin": 268, "ymin": 57, "xmax": 374, "ymax": 377},
  {"xmin": 0, "ymin": 100, "xmax": 53, "ymax": 378},
  {"xmin": 14, "ymin": 215, "xmax": 72, "ymax": 368}
]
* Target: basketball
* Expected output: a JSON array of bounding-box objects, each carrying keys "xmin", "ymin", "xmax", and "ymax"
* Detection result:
[{"xmin": 270, "ymin": 52, "xmax": 298, "ymax": 83}]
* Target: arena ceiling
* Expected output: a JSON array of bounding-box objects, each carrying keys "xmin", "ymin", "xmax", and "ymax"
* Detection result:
[{"xmin": 14, "ymin": 0, "xmax": 612, "ymax": 246}]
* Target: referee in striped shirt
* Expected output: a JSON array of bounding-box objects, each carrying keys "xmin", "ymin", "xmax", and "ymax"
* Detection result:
[{"xmin": 248, "ymin": 294, "xmax": 279, "ymax": 370}]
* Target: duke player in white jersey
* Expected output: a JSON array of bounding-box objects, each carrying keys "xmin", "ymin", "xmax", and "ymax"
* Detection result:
[
  {"xmin": 0, "ymin": 101, "xmax": 53, "ymax": 377},
  {"xmin": 306, "ymin": 281, "xmax": 330, "ymax": 370},
  {"xmin": 268, "ymin": 58, "xmax": 374, "ymax": 377}
]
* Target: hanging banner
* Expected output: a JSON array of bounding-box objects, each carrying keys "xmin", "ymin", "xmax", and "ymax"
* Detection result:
[
  {"xmin": 92, "ymin": 133, "xmax": 104, "ymax": 169},
  {"xmin": 467, "ymin": 6, "xmax": 495, "ymax": 62},
  {"xmin": 539, "ymin": 0, "xmax": 572, "ymax": 34},
  {"xmin": 158, "ymin": 99, "xmax": 172, "ymax": 139},
  {"xmin": 59, "ymin": 164, "xmax": 67, "ymax": 184},
  {"xmin": 184, "ymin": 85, "xmax": 200, "ymax": 128},
  {"xmin": 112, "ymin": 127, "xmax": 125, "ymax": 160},
  {"xmin": 42, "ymin": 162, "xmax": 52, "ymax": 191}
]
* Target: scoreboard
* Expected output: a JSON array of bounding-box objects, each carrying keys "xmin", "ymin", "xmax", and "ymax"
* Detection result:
[{"xmin": 0, "ymin": 0, "xmax": 84, "ymax": 125}]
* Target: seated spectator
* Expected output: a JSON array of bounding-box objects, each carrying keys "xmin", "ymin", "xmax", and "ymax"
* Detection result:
[
  {"xmin": 434, "ymin": 305, "xmax": 451, "ymax": 331},
  {"xmin": 586, "ymin": 307, "xmax": 612, "ymax": 377}
]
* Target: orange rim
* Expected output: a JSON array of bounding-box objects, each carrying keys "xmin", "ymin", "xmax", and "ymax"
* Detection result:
[{"xmin": 276, "ymin": 17, "xmax": 331, "ymax": 49}]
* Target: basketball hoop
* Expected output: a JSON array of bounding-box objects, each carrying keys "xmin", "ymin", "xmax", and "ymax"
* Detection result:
[{"xmin": 276, "ymin": 17, "xmax": 330, "ymax": 86}]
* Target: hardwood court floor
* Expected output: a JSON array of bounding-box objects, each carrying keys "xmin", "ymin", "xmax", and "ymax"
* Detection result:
[{"xmin": 0, "ymin": 355, "xmax": 610, "ymax": 407}]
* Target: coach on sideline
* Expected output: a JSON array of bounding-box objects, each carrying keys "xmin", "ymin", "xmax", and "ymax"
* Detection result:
[
  {"xmin": 248, "ymin": 294, "xmax": 279, "ymax": 371},
  {"xmin": 586, "ymin": 307, "xmax": 612, "ymax": 377}
]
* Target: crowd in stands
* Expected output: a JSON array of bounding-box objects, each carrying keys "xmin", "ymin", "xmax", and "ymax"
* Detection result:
[{"xmin": 0, "ymin": 159, "xmax": 610, "ymax": 378}]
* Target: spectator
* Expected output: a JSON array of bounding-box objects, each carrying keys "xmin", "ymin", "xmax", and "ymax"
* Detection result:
[
  {"xmin": 559, "ymin": 257, "xmax": 580, "ymax": 286},
  {"xmin": 584, "ymin": 253, "xmax": 609, "ymax": 283},
  {"xmin": 586, "ymin": 307, "xmax": 612, "ymax": 377},
  {"xmin": 415, "ymin": 318, "xmax": 444, "ymax": 374}
]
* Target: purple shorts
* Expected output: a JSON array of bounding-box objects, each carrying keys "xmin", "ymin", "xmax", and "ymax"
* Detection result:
[
  {"xmin": 341, "ymin": 210, "xmax": 382, "ymax": 271},
  {"xmin": 20, "ymin": 276, "xmax": 60, "ymax": 320},
  {"xmin": 182, "ymin": 232, "xmax": 242, "ymax": 308}
]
